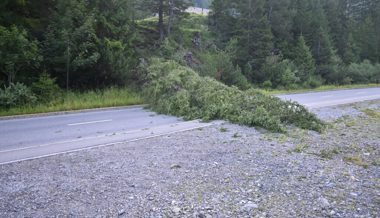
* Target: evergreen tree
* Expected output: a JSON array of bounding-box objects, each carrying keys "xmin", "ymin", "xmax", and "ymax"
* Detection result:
[
  {"xmin": 356, "ymin": 16, "xmax": 378, "ymax": 62},
  {"xmin": 343, "ymin": 33, "xmax": 360, "ymax": 64},
  {"xmin": 236, "ymin": 0, "xmax": 273, "ymax": 83},
  {"xmin": 292, "ymin": 35, "xmax": 316, "ymax": 81},
  {"xmin": 209, "ymin": 0, "xmax": 237, "ymax": 46},
  {"xmin": 265, "ymin": 0, "xmax": 294, "ymax": 56}
]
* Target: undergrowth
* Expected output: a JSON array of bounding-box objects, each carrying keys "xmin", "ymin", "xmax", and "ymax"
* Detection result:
[
  {"xmin": 143, "ymin": 59, "xmax": 325, "ymax": 133},
  {"xmin": 0, "ymin": 87, "xmax": 142, "ymax": 116}
]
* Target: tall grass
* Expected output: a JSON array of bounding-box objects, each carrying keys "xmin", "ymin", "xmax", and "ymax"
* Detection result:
[{"xmin": 0, "ymin": 87, "xmax": 143, "ymax": 117}]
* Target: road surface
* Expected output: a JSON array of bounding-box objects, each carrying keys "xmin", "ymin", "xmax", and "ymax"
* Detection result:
[
  {"xmin": 0, "ymin": 107, "xmax": 213, "ymax": 165},
  {"xmin": 277, "ymin": 87, "xmax": 380, "ymax": 108},
  {"xmin": 1, "ymin": 87, "xmax": 379, "ymax": 165}
]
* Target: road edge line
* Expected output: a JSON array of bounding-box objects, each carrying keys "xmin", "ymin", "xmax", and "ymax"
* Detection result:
[{"xmin": 0, "ymin": 122, "xmax": 216, "ymax": 166}]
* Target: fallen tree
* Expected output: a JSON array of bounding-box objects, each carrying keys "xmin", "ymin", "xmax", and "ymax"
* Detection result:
[{"xmin": 143, "ymin": 59, "xmax": 324, "ymax": 132}]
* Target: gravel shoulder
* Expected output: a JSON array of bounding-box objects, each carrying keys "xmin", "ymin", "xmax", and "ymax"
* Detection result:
[{"xmin": 1, "ymin": 100, "xmax": 379, "ymax": 218}]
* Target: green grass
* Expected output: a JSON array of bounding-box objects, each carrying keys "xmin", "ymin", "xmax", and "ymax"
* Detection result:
[
  {"xmin": 262, "ymin": 84, "xmax": 380, "ymax": 95},
  {"xmin": 343, "ymin": 155, "xmax": 369, "ymax": 169},
  {"xmin": 0, "ymin": 87, "xmax": 143, "ymax": 117},
  {"xmin": 362, "ymin": 108, "xmax": 380, "ymax": 118}
]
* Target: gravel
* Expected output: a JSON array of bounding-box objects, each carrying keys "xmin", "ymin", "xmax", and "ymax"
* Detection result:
[{"xmin": 0, "ymin": 100, "xmax": 379, "ymax": 218}]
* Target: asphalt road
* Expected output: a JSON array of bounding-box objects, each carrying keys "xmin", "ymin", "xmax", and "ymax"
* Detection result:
[
  {"xmin": 1, "ymin": 87, "xmax": 379, "ymax": 165},
  {"xmin": 277, "ymin": 87, "xmax": 380, "ymax": 108},
  {"xmin": 0, "ymin": 107, "xmax": 213, "ymax": 165}
]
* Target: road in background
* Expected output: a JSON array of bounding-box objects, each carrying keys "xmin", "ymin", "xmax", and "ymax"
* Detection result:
[{"xmin": 277, "ymin": 87, "xmax": 380, "ymax": 108}]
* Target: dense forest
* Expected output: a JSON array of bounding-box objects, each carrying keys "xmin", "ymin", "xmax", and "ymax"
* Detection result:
[{"xmin": 1, "ymin": 0, "xmax": 380, "ymax": 100}]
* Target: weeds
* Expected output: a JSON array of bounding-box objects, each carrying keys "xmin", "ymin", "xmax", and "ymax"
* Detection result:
[
  {"xmin": 292, "ymin": 144, "xmax": 310, "ymax": 153},
  {"xmin": 220, "ymin": 127, "xmax": 228, "ymax": 132},
  {"xmin": 362, "ymin": 109, "xmax": 380, "ymax": 118},
  {"xmin": 343, "ymin": 156, "xmax": 369, "ymax": 169},
  {"xmin": 317, "ymin": 148, "xmax": 341, "ymax": 159},
  {"xmin": 0, "ymin": 87, "xmax": 143, "ymax": 116}
]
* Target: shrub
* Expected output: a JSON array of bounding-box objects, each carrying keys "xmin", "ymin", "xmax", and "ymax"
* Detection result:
[
  {"xmin": 346, "ymin": 60, "xmax": 380, "ymax": 84},
  {"xmin": 31, "ymin": 73, "xmax": 62, "ymax": 103},
  {"xmin": 0, "ymin": 83, "xmax": 37, "ymax": 108},
  {"xmin": 262, "ymin": 56, "xmax": 300, "ymax": 88},
  {"xmin": 197, "ymin": 50, "xmax": 250, "ymax": 90},
  {"xmin": 144, "ymin": 59, "xmax": 325, "ymax": 133}
]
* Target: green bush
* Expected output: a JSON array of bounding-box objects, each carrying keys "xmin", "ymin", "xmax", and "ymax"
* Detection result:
[
  {"xmin": 0, "ymin": 83, "xmax": 37, "ymax": 108},
  {"xmin": 197, "ymin": 50, "xmax": 250, "ymax": 90},
  {"xmin": 262, "ymin": 56, "xmax": 300, "ymax": 89},
  {"xmin": 144, "ymin": 59, "xmax": 324, "ymax": 133},
  {"xmin": 346, "ymin": 60, "xmax": 380, "ymax": 84},
  {"xmin": 31, "ymin": 73, "xmax": 62, "ymax": 103}
]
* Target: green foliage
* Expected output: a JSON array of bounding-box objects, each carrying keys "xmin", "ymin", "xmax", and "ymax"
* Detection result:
[
  {"xmin": 346, "ymin": 60, "xmax": 380, "ymax": 84},
  {"xmin": 0, "ymin": 87, "xmax": 143, "ymax": 116},
  {"xmin": 31, "ymin": 73, "xmax": 61, "ymax": 103},
  {"xmin": 292, "ymin": 35, "xmax": 316, "ymax": 82},
  {"xmin": 144, "ymin": 59, "xmax": 324, "ymax": 132},
  {"xmin": 261, "ymin": 55, "xmax": 300, "ymax": 89},
  {"xmin": 0, "ymin": 25, "xmax": 40, "ymax": 84},
  {"xmin": 0, "ymin": 83, "xmax": 36, "ymax": 108},
  {"xmin": 197, "ymin": 50, "xmax": 250, "ymax": 90}
]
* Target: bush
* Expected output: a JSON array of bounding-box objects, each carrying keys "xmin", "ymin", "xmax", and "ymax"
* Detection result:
[
  {"xmin": 305, "ymin": 75, "xmax": 324, "ymax": 88},
  {"xmin": 346, "ymin": 60, "xmax": 380, "ymax": 84},
  {"xmin": 31, "ymin": 73, "xmax": 62, "ymax": 103},
  {"xmin": 197, "ymin": 50, "xmax": 250, "ymax": 90},
  {"xmin": 0, "ymin": 83, "xmax": 37, "ymax": 108},
  {"xmin": 262, "ymin": 56, "xmax": 300, "ymax": 88},
  {"xmin": 144, "ymin": 59, "xmax": 324, "ymax": 133}
]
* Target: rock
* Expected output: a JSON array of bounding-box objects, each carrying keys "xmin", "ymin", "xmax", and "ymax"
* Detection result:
[
  {"xmin": 172, "ymin": 206, "xmax": 181, "ymax": 214},
  {"xmin": 118, "ymin": 209, "xmax": 126, "ymax": 216},
  {"xmin": 242, "ymin": 202, "xmax": 259, "ymax": 212},
  {"xmin": 350, "ymin": 192, "xmax": 358, "ymax": 197},
  {"xmin": 319, "ymin": 197, "xmax": 330, "ymax": 209},
  {"xmin": 170, "ymin": 164, "xmax": 181, "ymax": 169}
]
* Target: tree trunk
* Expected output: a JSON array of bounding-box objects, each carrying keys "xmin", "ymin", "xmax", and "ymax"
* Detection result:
[
  {"xmin": 158, "ymin": 0, "xmax": 165, "ymax": 41},
  {"xmin": 167, "ymin": 0, "xmax": 174, "ymax": 37}
]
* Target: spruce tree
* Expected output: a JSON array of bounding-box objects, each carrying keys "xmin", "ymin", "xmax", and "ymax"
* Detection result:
[
  {"xmin": 292, "ymin": 35, "xmax": 316, "ymax": 81},
  {"xmin": 236, "ymin": 0, "xmax": 273, "ymax": 83}
]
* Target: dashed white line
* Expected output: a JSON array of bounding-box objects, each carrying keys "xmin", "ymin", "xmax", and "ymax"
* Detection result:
[
  {"xmin": 320, "ymin": 95, "xmax": 333, "ymax": 99},
  {"xmin": 67, "ymin": 119, "xmax": 112, "ymax": 126}
]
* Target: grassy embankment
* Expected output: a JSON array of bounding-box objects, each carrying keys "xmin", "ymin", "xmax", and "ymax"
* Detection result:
[{"xmin": 0, "ymin": 88, "xmax": 143, "ymax": 117}]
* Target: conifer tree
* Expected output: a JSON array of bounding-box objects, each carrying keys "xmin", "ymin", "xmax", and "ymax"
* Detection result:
[{"xmin": 292, "ymin": 35, "xmax": 316, "ymax": 81}]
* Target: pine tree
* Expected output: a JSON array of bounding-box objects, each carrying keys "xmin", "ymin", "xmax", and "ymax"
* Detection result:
[
  {"xmin": 236, "ymin": 0, "xmax": 273, "ymax": 83},
  {"xmin": 265, "ymin": 0, "xmax": 294, "ymax": 56},
  {"xmin": 292, "ymin": 35, "xmax": 316, "ymax": 81},
  {"xmin": 343, "ymin": 33, "xmax": 360, "ymax": 64}
]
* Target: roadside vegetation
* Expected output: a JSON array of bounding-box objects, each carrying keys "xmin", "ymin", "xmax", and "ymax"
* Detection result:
[
  {"xmin": 1, "ymin": 0, "xmax": 379, "ymax": 131},
  {"xmin": 0, "ymin": 84, "xmax": 142, "ymax": 117}
]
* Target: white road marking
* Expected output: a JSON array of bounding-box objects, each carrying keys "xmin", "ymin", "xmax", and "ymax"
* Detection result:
[
  {"xmin": 355, "ymin": 91, "xmax": 367, "ymax": 95},
  {"xmin": 67, "ymin": 119, "xmax": 112, "ymax": 126},
  {"xmin": 0, "ymin": 122, "xmax": 214, "ymax": 165},
  {"xmin": 321, "ymin": 95, "xmax": 333, "ymax": 99},
  {"xmin": 0, "ymin": 129, "xmax": 142, "ymax": 153}
]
